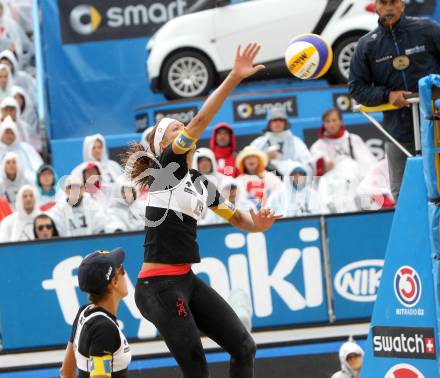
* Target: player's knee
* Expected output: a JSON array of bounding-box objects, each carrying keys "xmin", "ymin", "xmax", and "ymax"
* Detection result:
[
  {"xmin": 183, "ymin": 345, "xmax": 210, "ymax": 378},
  {"xmin": 235, "ymin": 335, "xmax": 256, "ymax": 361},
  {"xmin": 183, "ymin": 364, "xmax": 209, "ymax": 378}
]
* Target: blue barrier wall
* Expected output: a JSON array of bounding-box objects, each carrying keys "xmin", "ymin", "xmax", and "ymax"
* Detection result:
[{"xmin": 0, "ymin": 211, "xmax": 393, "ymax": 351}]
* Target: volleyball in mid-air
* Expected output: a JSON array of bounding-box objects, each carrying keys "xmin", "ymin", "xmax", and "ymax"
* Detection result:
[{"xmin": 285, "ymin": 33, "xmax": 333, "ymax": 80}]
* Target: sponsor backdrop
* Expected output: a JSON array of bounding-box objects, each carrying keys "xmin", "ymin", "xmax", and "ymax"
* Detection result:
[
  {"xmin": 40, "ymin": 0, "xmax": 197, "ymax": 140},
  {"xmin": 58, "ymin": 0, "xmax": 190, "ymax": 44},
  {"xmin": 372, "ymin": 326, "xmax": 436, "ymax": 360},
  {"xmin": 326, "ymin": 212, "xmax": 392, "ymax": 321},
  {"xmin": 361, "ymin": 158, "xmax": 440, "ymax": 377},
  {"xmin": 0, "ymin": 211, "xmax": 392, "ymax": 351}
]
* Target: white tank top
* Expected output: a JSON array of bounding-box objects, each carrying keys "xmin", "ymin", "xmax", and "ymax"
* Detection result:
[
  {"xmin": 73, "ymin": 305, "xmax": 132, "ymax": 373},
  {"xmin": 147, "ymin": 170, "xmax": 208, "ymax": 220}
]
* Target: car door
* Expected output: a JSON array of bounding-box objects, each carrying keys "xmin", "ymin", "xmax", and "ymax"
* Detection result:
[{"xmin": 213, "ymin": 0, "xmax": 328, "ymax": 70}]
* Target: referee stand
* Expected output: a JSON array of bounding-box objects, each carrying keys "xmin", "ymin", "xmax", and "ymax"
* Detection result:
[{"xmin": 360, "ymin": 75, "xmax": 440, "ymax": 377}]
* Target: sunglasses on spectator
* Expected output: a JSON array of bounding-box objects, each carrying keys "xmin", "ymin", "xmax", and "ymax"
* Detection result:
[{"xmin": 37, "ymin": 224, "xmax": 53, "ymax": 231}]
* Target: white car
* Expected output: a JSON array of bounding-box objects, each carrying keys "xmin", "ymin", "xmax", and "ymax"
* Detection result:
[{"xmin": 147, "ymin": 0, "xmax": 377, "ymax": 99}]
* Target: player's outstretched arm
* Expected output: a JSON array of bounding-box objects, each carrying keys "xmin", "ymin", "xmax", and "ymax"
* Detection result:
[
  {"xmin": 229, "ymin": 208, "xmax": 282, "ymax": 233},
  {"xmin": 185, "ymin": 43, "xmax": 265, "ymax": 140}
]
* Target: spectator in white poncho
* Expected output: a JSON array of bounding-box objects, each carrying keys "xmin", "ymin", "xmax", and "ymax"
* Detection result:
[
  {"xmin": 267, "ymin": 162, "xmax": 326, "ymax": 217},
  {"xmin": 235, "ymin": 145, "xmax": 282, "ymax": 211},
  {"xmin": 48, "ymin": 176, "xmax": 106, "ymax": 237},
  {"xmin": 0, "ymin": 2, "xmax": 33, "ymax": 69},
  {"xmin": 1, "ymin": 96, "xmax": 38, "ymax": 149},
  {"xmin": 0, "ymin": 151, "xmax": 32, "ymax": 208},
  {"xmin": 72, "ymin": 134, "xmax": 122, "ymax": 185},
  {"xmin": 318, "ymin": 158, "xmax": 361, "ymax": 214},
  {"xmin": 357, "ymin": 158, "xmax": 395, "ymax": 211},
  {"xmin": 105, "ymin": 179, "xmax": 146, "ymax": 233},
  {"xmin": 0, "ymin": 115, "xmax": 42, "ymax": 175},
  {"xmin": 331, "ymin": 340, "xmax": 363, "ymax": 378},
  {"xmin": 311, "ymin": 108, "xmax": 377, "ymax": 179},
  {"xmin": 190, "ymin": 147, "xmax": 227, "ymax": 225},
  {"xmin": 12, "ymin": 85, "xmax": 37, "ymax": 133},
  {"xmin": 203, "ymin": 177, "xmax": 241, "ymax": 226},
  {"xmin": 71, "ymin": 161, "xmax": 115, "ymax": 211},
  {"xmin": 0, "ymin": 2, "xmax": 19, "ymax": 52},
  {"xmin": 0, "ymin": 63, "xmax": 13, "ymax": 102},
  {"xmin": 191, "ymin": 147, "xmax": 226, "ymax": 184},
  {"xmin": 0, "ymin": 184, "xmax": 38, "ymax": 242},
  {"xmin": 0, "ymin": 49, "xmax": 35, "ymax": 103},
  {"xmin": 7, "ymin": 0, "xmax": 33, "ymax": 34},
  {"xmin": 220, "ymin": 177, "xmax": 239, "ymax": 207},
  {"xmin": 250, "ymin": 107, "xmax": 312, "ymax": 176}
]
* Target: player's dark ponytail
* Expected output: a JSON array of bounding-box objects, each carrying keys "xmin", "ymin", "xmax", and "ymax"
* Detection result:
[{"xmin": 123, "ymin": 125, "xmax": 158, "ymax": 189}]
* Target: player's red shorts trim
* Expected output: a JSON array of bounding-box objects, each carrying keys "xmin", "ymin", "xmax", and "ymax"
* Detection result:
[{"xmin": 138, "ymin": 263, "xmax": 191, "ymax": 278}]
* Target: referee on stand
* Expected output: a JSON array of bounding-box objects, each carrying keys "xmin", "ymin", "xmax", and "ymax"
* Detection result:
[{"xmin": 349, "ymin": 0, "xmax": 440, "ymax": 200}]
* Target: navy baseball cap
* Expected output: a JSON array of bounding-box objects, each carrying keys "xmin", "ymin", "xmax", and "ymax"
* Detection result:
[{"xmin": 78, "ymin": 247, "xmax": 125, "ymax": 295}]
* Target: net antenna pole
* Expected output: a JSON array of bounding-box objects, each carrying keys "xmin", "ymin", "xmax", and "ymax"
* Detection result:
[{"xmin": 412, "ymin": 101, "xmax": 421, "ymax": 154}]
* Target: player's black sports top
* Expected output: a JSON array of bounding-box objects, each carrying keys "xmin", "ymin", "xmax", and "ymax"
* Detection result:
[
  {"xmin": 144, "ymin": 142, "xmax": 235, "ymax": 264},
  {"xmin": 70, "ymin": 304, "xmax": 131, "ymax": 378}
]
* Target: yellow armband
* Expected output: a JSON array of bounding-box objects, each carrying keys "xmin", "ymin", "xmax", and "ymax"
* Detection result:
[
  {"xmin": 212, "ymin": 200, "xmax": 236, "ymax": 221},
  {"xmin": 90, "ymin": 355, "xmax": 112, "ymax": 377},
  {"xmin": 173, "ymin": 128, "xmax": 197, "ymax": 153}
]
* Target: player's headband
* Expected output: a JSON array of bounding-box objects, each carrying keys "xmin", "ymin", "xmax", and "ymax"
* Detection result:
[{"xmin": 153, "ymin": 117, "xmax": 175, "ymax": 157}]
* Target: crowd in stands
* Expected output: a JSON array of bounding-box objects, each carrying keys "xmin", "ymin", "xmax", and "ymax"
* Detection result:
[
  {"xmin": 0, "ymin": 104, "xmax": 394, "ymax": 243},
  {"xmin": 0, "ymin": 1, "xmax": 394, "ymax": 243},
  {"xmin": 194, "ymin": 107, "xmax": 393, "ymax": 226}
]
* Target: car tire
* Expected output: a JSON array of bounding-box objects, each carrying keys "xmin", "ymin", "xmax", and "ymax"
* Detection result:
[
  {"xmin": 329, "ymin": 34, "xmax": 365, "ymax": 84},
  {"xmin": 160, "ymin": 50, "xmax": 215, "ymax": 100}
]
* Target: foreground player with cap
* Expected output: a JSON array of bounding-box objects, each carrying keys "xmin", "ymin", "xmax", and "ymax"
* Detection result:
[
  {"xmin": 60, "ymin": 247, "xmax": 131, "ymax": 378},
  {"xmin": 125, "ymin": 43, "xmax": 281, "ymax": 378}
]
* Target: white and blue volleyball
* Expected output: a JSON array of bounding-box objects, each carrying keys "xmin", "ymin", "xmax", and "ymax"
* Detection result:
[{"xmin": 285, "ymin": 33, "xmax": 333, "ymax": 80}]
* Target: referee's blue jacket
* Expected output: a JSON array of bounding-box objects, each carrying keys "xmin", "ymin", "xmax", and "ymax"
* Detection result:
[{"xmin": 348, "ymin": 15, "xmax": 440, "ymax": 143}]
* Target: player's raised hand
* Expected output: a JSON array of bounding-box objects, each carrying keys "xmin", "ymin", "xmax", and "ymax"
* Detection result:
[
  {"xmin": 232, "ymin": 43, "xmax": 266, "ymax": 80},
  {"xmin": 249, "ymin": 207, "xmax": 283, "ymax": 232}
]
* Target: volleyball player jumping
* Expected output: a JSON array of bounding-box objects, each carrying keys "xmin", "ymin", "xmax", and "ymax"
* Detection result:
[{"xmin": 125, "ymin": 43, "xmax": 280, "ymax": 378}]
